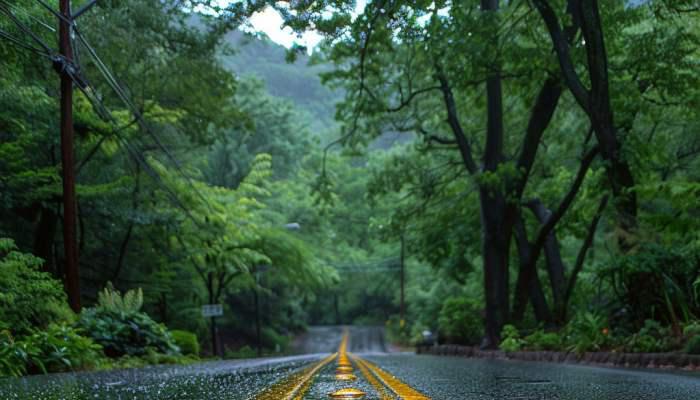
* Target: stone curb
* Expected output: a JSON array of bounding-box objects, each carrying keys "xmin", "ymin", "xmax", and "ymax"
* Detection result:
[{"xmin": 415, "ymin": 344, "xmax": 700, "ymax": 371}]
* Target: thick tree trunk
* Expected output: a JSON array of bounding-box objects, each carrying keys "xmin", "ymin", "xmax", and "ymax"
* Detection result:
[
  {"xmin": 479, "ymin": 191, "xmax": 511, "ymax": 348},
  {"xmin": 478, "ymin": 0, "xmax": 510, "ymax": 349}
]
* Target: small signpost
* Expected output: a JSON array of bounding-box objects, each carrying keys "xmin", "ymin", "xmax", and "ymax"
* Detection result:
[{"xmin": 201, "ymin": 304, "xmax": 223, "ymax": 317}]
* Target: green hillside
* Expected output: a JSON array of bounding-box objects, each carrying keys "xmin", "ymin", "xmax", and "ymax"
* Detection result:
[{"xmin": 221, "ymin": 31, "xmax": 340, "ymax": 135}]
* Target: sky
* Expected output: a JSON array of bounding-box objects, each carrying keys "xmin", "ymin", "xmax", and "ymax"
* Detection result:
[
  {"xmin": 247, "ymin": 7, "xmax": 324, "ymax": 50},
  {"xmin": 237, "ymin": 1, "xmax": 367, "ymax": 53}
]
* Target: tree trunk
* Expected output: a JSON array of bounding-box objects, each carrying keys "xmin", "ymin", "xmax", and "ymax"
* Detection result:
[
  {"xmin": 525, "ymin": 199, "xmax": 567, "ymax": 307},
  {"xmin": 579, "ymin": 0, "xmax": 637, "ymax": 242},
  {"xmin": 479, "ymin": 191, "xmax": 511, "ymax": 348},
  {"xmin": 512, "ymin": 215, "xmax": 552, "ymax": 324}
]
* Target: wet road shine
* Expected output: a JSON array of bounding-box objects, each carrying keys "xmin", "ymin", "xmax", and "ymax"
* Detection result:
[{"xmin": 1, "ymin": 326, "xmax": 700, "ymax": 399}]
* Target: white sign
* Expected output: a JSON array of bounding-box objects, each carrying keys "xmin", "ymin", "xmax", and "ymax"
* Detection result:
[{"xmin": 201, "ymin": 304, "xmax": 223, "ymax": 317}]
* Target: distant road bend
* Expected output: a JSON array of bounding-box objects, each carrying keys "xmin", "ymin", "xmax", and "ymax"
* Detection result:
[{"xmin": 2, "ymin": 325, "xmax": 700, "ymax": 399}]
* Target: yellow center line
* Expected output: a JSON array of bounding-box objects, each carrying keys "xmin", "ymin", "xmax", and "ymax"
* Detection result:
[
  {"xmin": 350, "ymin": 354, "xmax": 394, "ymax": 400},
  {"xmin": 352, "ymin": 355, "xmax": 431, "ymax": 400},
  {"xmin": 251, "ymin": 353, "xmax": 336, "ymax": 400}
]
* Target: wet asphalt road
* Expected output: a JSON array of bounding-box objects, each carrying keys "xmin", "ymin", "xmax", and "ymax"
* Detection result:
[{"xmin": 1, "ymin": 326, "xmax": 699, "ymax": 399}]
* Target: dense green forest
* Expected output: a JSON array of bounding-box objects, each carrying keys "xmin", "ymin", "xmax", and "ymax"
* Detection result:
[{"xmin": 1, "ymin": 0, "xmax": 700, "ymax": 377}]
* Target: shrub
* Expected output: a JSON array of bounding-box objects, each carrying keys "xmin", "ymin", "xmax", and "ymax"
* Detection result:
[
  {"xmin": 524, "ymin": 330, "xmax": 562, "ymax": 351},
  {"xmin": 77, "ymin": 307, "xmax": 179, "ymax": 357},
  {"xmin": 0, "ymin": 330, "xmax": 28, "ymax": 377},
  {"xmin": 225, "ymin": 345, "xmax": 257, "ymax": 359},
  {"xmin": 0, "ymin": 325, "xmax": 103, "ymax": 377},
  {"xmin": 499, "ymin": 325, "xmax": 523, "ymax": 353},
  {"xmin": 600, "ymin": 243, "xmax": 700, "ymax": 326},
  {"xmin": 622, "ymin": 319, "xmax": 672, "ymax": 353},
  {"xmin": 0, "ymin": 238, "xmax": 74, "ymax": 336},
  {"xmin": 685, "ymin": 335, "xmax": 700, "ymax": 355},
  {"xmin": 683, "ymin": 321, "xmax": 700, "ymax": 338},
  {"xmin": 565, "ymin": 312, "xmax": 613, "ymax": 354},
  {"xmin": 77, "ymin": 284, "xmax": 179, "ymax": 357},
  {"xmin": 171, "ymin": 330, "xmax": 199, "ymax": 356},
  {"xmin": 438, "ymin": 297, "xmax": 483, "ymax": 345}
]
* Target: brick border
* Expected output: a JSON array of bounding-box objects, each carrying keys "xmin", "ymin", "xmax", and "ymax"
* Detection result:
[{"xmin": 416, "ymin": 344, "xmax": 700, "ymax": 371}]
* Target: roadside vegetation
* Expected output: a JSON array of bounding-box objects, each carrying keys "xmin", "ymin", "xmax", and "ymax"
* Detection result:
[{"xmin": 1, "ymin": 0, "xmax": 700, "ymax": 378}]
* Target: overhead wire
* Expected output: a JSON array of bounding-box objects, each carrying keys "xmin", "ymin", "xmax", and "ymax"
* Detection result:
[
  {"xmin": 0, "ymin": 2, "xmax": 208, "ymax": 227},
  {"xmin": 72, "ymin": 25, "xmax": 215, "ymax": 211},
  {"xmin": 0, "ymin": 2, "xmax": 53, "ymax": 54},
  {"xmin": 66, "ymin": 67, "xmax": 204, "ymax": 227},
  {"xmin": 0, "ymin": 0, "xmax": 55, "ymax": 32},
  {"xmin": 0, "ymin": 27, "xmax": 51, "ymax": 57}
]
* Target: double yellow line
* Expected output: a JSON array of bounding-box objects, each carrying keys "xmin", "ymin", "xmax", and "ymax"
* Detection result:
[
  {"xmin": 252, "ymin": 353, "xmax": 336, "ymax": 400},
  {"xmin": 252, "ymin": 330, "xmax": 430, "ymax": 399}
]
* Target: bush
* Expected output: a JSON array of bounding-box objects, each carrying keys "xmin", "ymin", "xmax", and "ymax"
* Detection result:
[
  {"xmin": 622, "ymin": 319, "xmax": 672, "ymax": 353},
  {"xmin": 77, "ymin": 284, "xmax": 179, "ymax": 357},
  {"xmin": 600, "ymin": 243, "xmax": 700, "ymax": 326},
  {"xmin": 225, "ymin": 345, "xmax": 257, "ymax": 359},
  {"xmin": 0, "ymin": 325, "xmax": 103, "ymax": 377},
  {"xmin": 171, "ymin": 330, "xmax": 199, "ymax": 356},
  {"xmin": 499, "ymin": 324, "xmax": 523, "ymax": 352},
  {"xmin": 565, "ymin": 312, "xmax": 613, "ymax": 354},
  {"xmin": 524, "ymin": 330, "xmax": 562, "ymax": 351},
  {"xmin": 683, "ymin": 321, "xmax": 700, "ymax": 338},
  {"xmin": 0, "ymin": 330, "xmax": 29, "ymax": 377},
  {"xmin": 685, "ymin": 335, "xmax": 700, "ymax": 355},
  {"xmin": 438, "ymin": 297, "xmax": 483, "ymax": 345},
  {"xmin": 77, "ymin": 307, "xmax": 179, "ymax": 357},
  {"xmin": 0, "ymin": 238, "xmax": 74, "ymax": 336}
]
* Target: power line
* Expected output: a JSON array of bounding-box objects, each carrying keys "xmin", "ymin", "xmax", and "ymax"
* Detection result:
[
  {"xmin": 0, "ymin": 2, "xmax": 215, "ymax": 226},
  {"xmin": 0, "ymin": 27, "xmax": 51, "ymax": 56},
  {"xmin": 72, "ymin": 26, "xmax": 215, "ymax": 212},
  {"xmin": 0, "ymin": 2, "xmax": 53, "ymax": 54},
  {"xmin": 0, "ymin": 0, "xmax": 54, "ymax": 32}
]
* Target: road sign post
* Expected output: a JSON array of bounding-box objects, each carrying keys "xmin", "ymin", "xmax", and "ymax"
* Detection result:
[{"xmin": 202, "ymin": 303, "xmax": 223, "ymax": 357}]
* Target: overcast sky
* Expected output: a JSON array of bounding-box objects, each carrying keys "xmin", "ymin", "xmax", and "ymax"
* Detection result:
[{"xmin": 244, "ymin": 1, "xmax": 367, "ymax": 53}]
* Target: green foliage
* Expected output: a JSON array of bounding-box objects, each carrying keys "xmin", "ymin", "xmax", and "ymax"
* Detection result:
[
  {"xmin": 97, "ymin": 282, "xmax": 144, "ymax": 313},
  {"xmin": 601, "ymin": 242, "xmax": 700, "ymax": 326},
  {"xmin": 0, "ymin": 238, "xmax": 74, "ymax": 336},
  {"xmin": 523, "ymin": 330, "xmax": 562, "ymax": 351},
  {"xmin": 171, "ymin": 330, "xmax": 200, "ymax": 356},
  {"xmin": 499, "ymin": 325, "xmax": 524, "ymax": 353},
  {"xmin": 77, "ymin": 306, "xmax": 179, "ymax": 358},
  {"xmin": 685, "ymin": 336, "xmax": 700, "ymax": 355},
  {"xmin": 438, "ymin": 297, "xmax": 483, "ymax": 345},
  {"xmin": 0, "ymin": 325, "xmax": 103, "ymax": 377},
  {"xmin": 0, "ymin": 330, "xmax": 28, "ymax": 377},
  {"xmin": 565, "ymin": 312, "xmax": 613, "ymax": 355},
  {"xmin": 225, "ymin": 345, "xmax": 257, "ymax": 359},
  {"xmin": 622, "ymin": 320, "xmax": 672, "ymax": 353}
]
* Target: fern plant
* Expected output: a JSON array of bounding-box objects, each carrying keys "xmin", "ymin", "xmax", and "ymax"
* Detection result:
[{"xmin": 97, "ymin": 282, "xmax": 143, "ymax": 313}]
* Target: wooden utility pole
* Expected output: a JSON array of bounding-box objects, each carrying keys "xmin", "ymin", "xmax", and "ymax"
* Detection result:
[{"xmin": 59, "ymin": 0, "xmax": 81, "ymax": 312}]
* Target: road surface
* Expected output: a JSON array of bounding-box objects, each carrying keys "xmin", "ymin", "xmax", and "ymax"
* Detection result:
[{"xmin": 1, "ymin": 325, "xmax": 699, "ymax": 399}]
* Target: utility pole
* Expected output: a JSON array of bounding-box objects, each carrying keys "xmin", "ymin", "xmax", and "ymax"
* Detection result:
[
  {"xmin": 59, "ymin": 0, "xmax": 80, "ymax": 312},
  {"xmin": 400, "ymin": 233, "xmax": 405, "ymax": 328}
]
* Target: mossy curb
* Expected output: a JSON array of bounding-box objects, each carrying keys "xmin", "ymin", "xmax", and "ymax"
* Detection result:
[{"xmin": 416, "ymin": 344, "xmax": 700, "ymax": 371}]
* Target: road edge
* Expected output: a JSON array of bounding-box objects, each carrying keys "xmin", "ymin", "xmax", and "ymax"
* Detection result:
[{"xmin": 416, "ymin": 344, "xmax": 700, "ymax": 372}]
